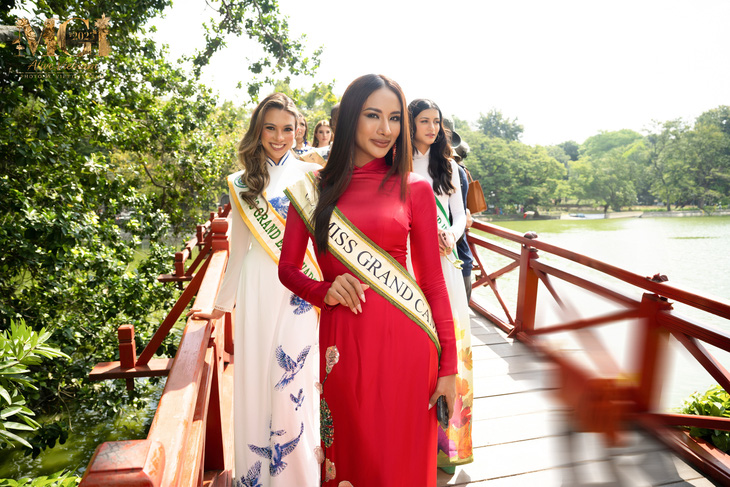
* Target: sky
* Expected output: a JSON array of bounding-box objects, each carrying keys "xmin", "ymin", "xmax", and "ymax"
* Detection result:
[{"xmin": 148, "ymin": 0, "xmax": 730, "ymax": 146}]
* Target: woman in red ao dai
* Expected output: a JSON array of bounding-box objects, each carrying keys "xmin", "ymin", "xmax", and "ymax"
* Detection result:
[{"xmin": 279, "ymin": 75, "xmax": 457, "ymax": 486}]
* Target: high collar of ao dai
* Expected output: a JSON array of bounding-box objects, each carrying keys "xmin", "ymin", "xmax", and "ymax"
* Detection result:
[{"xmin": 267, "ymin": 150, "xmax": 292, "ymax": 167}]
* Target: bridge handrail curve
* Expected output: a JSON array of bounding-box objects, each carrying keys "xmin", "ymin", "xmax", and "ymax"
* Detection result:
[{"xmin": 467, "ymin": 218, "xmax": 730, "ymax": 484}]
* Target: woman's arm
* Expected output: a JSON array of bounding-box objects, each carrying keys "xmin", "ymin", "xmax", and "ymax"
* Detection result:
[
  {"xmin": 278, "ymin": 206, "xmax": 331, "ymax": 308},
  {"xmin": 213, "ymin": 191, "xmax": 252, "ymax": 313},
  {"xmin": 279, "ymin": 196, "xmax": 369, "ymax": 314},
  {"xmin": 409, "ymin": 179, "xmax": 458, "ymax": 377},
  {"xmin": 446, "ymin": 159, "xmax": 467, "ymax": 241}
]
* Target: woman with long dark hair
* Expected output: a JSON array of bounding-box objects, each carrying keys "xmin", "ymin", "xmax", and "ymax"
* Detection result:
[
  {"xmin": 279, "ymin": 74, "xmax": 457, "ymax": 486},
  {"xmin": 409, "ymin": 98, "xmax": 474, "ymax": 472},
  {"xmin": 193, "ymin": 93, "xmax": 322, "ymax": 487}
]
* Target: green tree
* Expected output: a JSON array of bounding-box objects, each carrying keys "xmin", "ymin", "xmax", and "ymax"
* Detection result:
[
  {"xmin": 191, "ymin": 0, "xmax": 322, "ymax": 100},
  {"xmin": 681, "ymin": 121, "xmax": 730, "ymax": 209},
  {"xmin": 476, "ymin": 108, "xmax": 523, "ymax": 141},
  {"xmin": 0, "ymin": 0, "xmax": 321, "ymax": 476},
  {"xmin": 558, "ymin": 140, "xmax": 580, "ymax": 161},
  {"xmin": 463, "ymin": 131, "xmax": 565, "ymax": 213},
  {"xmin": 569, "ymin": 149, "xmax": 638, "ymax": 212},
  {"xmin": 696, "ymin": 105, "xmax": 730, "ymax": 138},
  {"xmin": 0, "ymin": 320, "xmax": 67, "ymax": 450},
  {"xmin": 642, "ymin": 120, "xmax": 690, "ymax": 210},
  {"xmin": 580, "ymin": 129, "xmax": 643, "ymax": 158}
]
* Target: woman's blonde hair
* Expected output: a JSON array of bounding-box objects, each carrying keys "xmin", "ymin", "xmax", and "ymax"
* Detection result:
[
  {"xmin": 237, "ymin": 93, "xmax": 299, "ymax": 208},
  {"xmin": 312, "ymin": 119, "xmax": 333, "ymax": 147}
]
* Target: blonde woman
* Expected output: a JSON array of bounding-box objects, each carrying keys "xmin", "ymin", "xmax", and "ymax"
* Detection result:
[
  {"xmin": 193, "ymin": 93, "xmax": 322, "ymax": 487},
  {"xmin": 312, "ymin": 119, "xmax": 333, "ymax": 161}
]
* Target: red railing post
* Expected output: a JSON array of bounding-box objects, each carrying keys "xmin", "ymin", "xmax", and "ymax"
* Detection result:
[
  {"xmin": 513, "ymin": 232, "xmax": 540, "ymax": 337},
  {"xmin": 118, "ymin": 324, "xmax": 136, "ymax": 391},
  {"xmin": 635, "ymin": 292, "xmax": 672, "ymax": 412},
  {"xmin": 196, "ymin": 224, "xmax": 205, "ymax": 249},
  {"xmin": 210, "ymin": 218, "xmax": 229, "ymax": 253}
]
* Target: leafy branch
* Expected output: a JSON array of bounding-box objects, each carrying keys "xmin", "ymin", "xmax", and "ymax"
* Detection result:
[{"xmin": 0, "ymin": 319, "xmax": 68, "ymax": 450}]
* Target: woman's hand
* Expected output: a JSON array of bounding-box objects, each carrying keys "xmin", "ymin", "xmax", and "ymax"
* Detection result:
[
  {"xmin": 429, "ymin": 374, "xmax": 457, "ymax": 420},
  {"xmin": 438, "ymin": 230, "xmax": 455, "ymax": 256},
  {"xmin": 324, "ymin": 273, "xmax": 370, "ymax": 314},
  {"xmin": 466, "ymin": 209, "xmax": 473, "ymax": 229},
  {"xmin": 186, "ymin": 308, "xmax": 226, "ymax": 321}
]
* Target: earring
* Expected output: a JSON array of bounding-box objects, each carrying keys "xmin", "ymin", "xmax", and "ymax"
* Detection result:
[{"xmin": 392, "ymin": 144, "xmax": 397, "ymax": 159}]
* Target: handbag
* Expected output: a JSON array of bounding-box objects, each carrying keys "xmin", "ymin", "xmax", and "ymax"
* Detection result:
[{"xmin": 465, "ymin": 169, "xmax": 487, "ymax": 214}]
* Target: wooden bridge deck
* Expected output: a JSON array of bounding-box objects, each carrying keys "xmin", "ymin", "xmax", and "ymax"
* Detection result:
[{"xmin": 437, "ymin": 310, "xmax": 718, "ymax": 487}]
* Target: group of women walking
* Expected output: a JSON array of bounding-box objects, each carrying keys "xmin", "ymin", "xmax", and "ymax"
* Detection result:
[{"xmin": 194, "ymin": 73, "xmax": 473, "ymax": 487}]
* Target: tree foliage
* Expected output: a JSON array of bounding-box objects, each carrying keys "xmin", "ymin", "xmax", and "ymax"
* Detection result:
[
  {"xmin": 0, "ymin": 320, "xmax": 67, "ymax": 450},
  {"xmin": 192, "ymin": 0, "xmax": 322, "ymax": 100},
  {"xmin": 455, "ymin": 107, "xmax": 730, "ymax": 214},
  {"xmin": 273, "ymin": 80, "xmax": 338, "ymax": 137},
  {"xmin": 476, "ymin": 108, "xmax": 523, "ymax": 141},
  {"xmin": 462, "ymin": 131, "xmax": 564, "ymax": 212},
  {"xmin": 0, "ymin": 0, "xmax": 321, "ymax": 477}
]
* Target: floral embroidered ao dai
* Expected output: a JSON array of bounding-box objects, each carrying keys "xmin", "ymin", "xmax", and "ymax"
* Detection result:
[{"xmin": 412, "ymin": 149, "xmax": 474, "ymax": 467}]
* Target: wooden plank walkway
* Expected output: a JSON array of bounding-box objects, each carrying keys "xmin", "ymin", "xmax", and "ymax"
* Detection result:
[{"xmin": 437, "ymin": 310, "xmax": 719, "ymax": 487}]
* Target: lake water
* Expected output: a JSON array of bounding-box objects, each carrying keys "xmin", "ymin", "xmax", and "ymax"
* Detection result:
[{"xmin": 471, "ymin": 215, "xmax": 730, "ymax": 409}]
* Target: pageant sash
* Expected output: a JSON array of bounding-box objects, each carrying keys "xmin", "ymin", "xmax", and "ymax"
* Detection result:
[
  {"xmin": 228, "ymin": 171, "xmax": 322, "ymax": 282},
  {"xmin": 285, "ymin": 173, "xmax": 441, "ymax": 355},
  {"xmin": 434, "ymin": 197, "xmax": 463, "ymax": 269}
]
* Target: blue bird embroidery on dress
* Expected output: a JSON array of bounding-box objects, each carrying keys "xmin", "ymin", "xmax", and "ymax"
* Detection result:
[
  {"xmin": 249, "ymin": 422, "xmax": 304, "ymax": 477},
  {"xmin": 268, "ymin": 417, "xmax": 285, "ymax": 438},
  {"xmin": 290, "ymin": 388, "xmax": 304, "ymax": 411},
  {"xmin": 269, "ymin": 195, "xmax": 290, "ymax": 219},
  {"xmin": 236, "ymin": 461, "xmax": 262, "ymax": 487},
  {"xmin": 290, "ymin": 293, "xmax": 313, "ymax": 315},
  {"xmin": 274, "ymin": 345, "xmax": 311, "ymax": 391}
]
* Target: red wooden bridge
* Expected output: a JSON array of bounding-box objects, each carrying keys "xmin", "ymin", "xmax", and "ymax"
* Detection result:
[{"xmin": 78, "ymin": 211, "xmax": 730, "ymax": 486}]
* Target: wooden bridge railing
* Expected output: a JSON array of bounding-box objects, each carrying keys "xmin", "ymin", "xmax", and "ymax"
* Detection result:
[
  {"xmin": 158, "ymin": 205, "xmax": 231, "ymax": 288},
  {"xmin": 467, "ymin": 219, "xmax": 730, "ymax": 484},
  {"xmin": 80, "ymin": 205, "xmax": 234, "ymax": 487}
]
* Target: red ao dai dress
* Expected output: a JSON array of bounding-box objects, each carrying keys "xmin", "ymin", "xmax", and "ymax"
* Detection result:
[{"xmin": 279, "ymin": 158, "xmax": 457, "ymax": 486}]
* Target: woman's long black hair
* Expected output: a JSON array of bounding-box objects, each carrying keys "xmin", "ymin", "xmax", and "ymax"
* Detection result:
[
  {"xmin": 408, "ymin": 98, "xmax": 454, "ymax": 196},
  {"xmin": 312, "ymin": 74, "xmax": 412, "ymax": 253}
]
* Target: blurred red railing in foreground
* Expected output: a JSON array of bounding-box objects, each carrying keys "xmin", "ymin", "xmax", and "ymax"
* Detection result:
[{"xmin": 467, "ymin": 219, "xmax": 730, "ymax": 484}]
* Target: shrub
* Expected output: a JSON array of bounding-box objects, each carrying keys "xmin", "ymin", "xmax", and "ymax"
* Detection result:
[{"xmin": 679, "ymin": 385, "xmax": 730, "ymax": 452}]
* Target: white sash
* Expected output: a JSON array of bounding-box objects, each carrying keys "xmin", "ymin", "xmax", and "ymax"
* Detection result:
[
  {"xmin": 285, "ymin": 173, "xmax": 441, "ymax": 355},
  {"xmin": 228, "ymin": 171, "xmax": 321, "ymax": 282}
]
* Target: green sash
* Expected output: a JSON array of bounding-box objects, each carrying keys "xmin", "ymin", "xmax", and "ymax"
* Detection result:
[
  {"xmin": 285, "ymin": 172, "xmax": 441, "ymax": 355},
  {"xmin": 434, "ymin": 197, "xmax": 463, "ymax": 269},
  {"xmin": 228, "ymin": 171, "xmax": 321, "ymax": 282}
]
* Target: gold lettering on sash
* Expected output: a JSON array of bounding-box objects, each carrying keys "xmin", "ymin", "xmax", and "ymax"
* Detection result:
[{"xmin": 285, "ymin": 172, "xmax": 440, "ymax": 354}]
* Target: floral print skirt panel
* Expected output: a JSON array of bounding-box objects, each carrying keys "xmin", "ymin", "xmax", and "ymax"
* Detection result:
[{"xmin": 437, "ymin": 256, "xmax": 474, "ymax": 467}]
